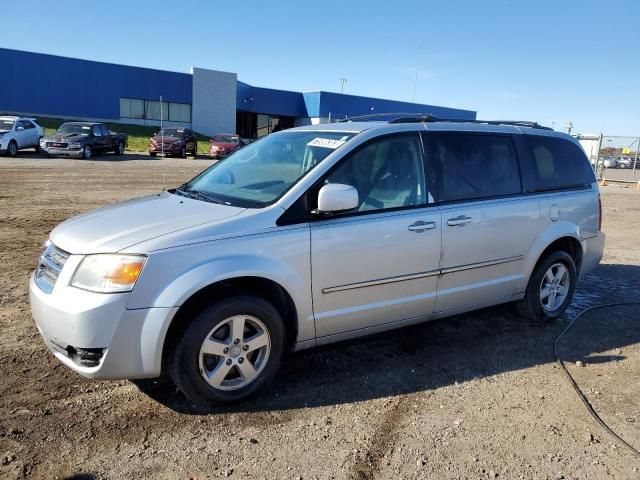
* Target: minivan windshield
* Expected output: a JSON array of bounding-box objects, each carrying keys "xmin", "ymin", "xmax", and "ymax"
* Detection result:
[
  {"xmin": 178, "ymin": 131, "xmax": 356, "ymax": 207},
  {"xmin": 56, "ymin": 124, "xmax": 92, "ymax": 136}
]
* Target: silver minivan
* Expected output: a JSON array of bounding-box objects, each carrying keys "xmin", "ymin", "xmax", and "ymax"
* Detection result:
[{"xmin": 29, "ymin": 117, "xmax": 604, "ymax": 405}]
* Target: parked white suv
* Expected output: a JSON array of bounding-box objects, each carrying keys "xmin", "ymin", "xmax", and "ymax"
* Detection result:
[
  {"xmin": 0, "ymin": 116, "xmax": 44, "ymax": 156},
  {"xmin": 29, "ymin": 117, "xmax": 604, "ymax": 406}
]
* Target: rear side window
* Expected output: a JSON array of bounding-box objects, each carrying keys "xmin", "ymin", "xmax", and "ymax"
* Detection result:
[
  {"xmin": 523, "ymin": 135, "xmax": 596, "ymax": 191},
  {"xmin": 428, "ymin": 133, "xmax": 521, "ymax": 203}
]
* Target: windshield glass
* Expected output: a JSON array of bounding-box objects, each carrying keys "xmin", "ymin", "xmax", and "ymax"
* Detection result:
[
  {"xmin": 212, "ymin": 135, "xmax": 239, "ymax": 143},
  {"xmin": 0, "ymin": 119, "xmax": 15, "ymax": 132},
  {"xmin": 56, "ymin": 124, "xmax": 92, "ymax": 136},
  {"xmin": 180, "ymin": 131, "xmax": 356, "ymax": 207},
  {"xmin": 157, "ymin": 128, "xmax": 183, "ymax": 137}
]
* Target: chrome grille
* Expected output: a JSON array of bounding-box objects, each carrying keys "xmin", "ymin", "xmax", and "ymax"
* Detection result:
[{"xmin": 35, "ymin": 242, "xmax": 69, "ymax": 293}]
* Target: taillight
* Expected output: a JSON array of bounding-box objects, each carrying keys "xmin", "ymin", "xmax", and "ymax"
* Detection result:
[{"xmin": 598, "ymin": 193, "xmax": 602, "ymax": 231}]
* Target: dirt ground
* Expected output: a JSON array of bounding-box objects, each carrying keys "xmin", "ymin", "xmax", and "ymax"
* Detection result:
[{"xmin": 1, "ymin": 154, "xmax": 639, "ymax": 480}]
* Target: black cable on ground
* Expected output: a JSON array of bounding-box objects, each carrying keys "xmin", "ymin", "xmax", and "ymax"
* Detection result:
[{"xmin": 556, "ymin": 302, "xmax": 640, "ymax": 458}]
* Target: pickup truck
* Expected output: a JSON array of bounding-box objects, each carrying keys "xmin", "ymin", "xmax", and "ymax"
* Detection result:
[{"xmin": 40, "ymin": 122, "xmax": 128, "ymax": 159}]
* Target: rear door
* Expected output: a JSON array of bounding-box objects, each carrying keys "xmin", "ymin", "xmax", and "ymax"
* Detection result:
[
  {"xmin": 310, "ymin": 133, "xmax": 442, "ymax": 337},
  {"xmin": 423, "ymin": 131, "xmax": 540, "ymax": 313}
]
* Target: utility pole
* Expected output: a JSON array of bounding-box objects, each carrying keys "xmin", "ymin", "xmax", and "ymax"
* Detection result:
[
  {"xmin": 565, "ymin": 121, "xmax": 573, "ymax": 134},
  {"xmin": 411, "ymin": 52, "xmax": 420, "ymax": 103},
  {"xmin": 160, "ymin": 95, "xmax": 164, "ymax": 158},
  {"xmin": 340, "ymin": 78, "xmax": 347, "ymax": 94}
]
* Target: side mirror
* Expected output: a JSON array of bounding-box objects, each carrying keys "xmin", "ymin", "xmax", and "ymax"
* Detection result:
[
  {"xmin": 316, "ymin": 184, "xmax": 359, "ymax": 214},
  {"xmin": 16, "ymin": 126, "xmax": 24, "ymax": 131}
]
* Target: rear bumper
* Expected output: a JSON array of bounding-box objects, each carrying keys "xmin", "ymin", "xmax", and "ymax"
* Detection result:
[
  {"xmin": 580, "ymin": 231, "xmax": 605, "ymax": 277},
  {"xmin": 29, "ymin": 272, "xmax": 178, "ymax": 379}
]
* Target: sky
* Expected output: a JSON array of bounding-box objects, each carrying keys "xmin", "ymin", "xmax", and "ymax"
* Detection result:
[{"xmin": 2, "ymin": 0, "xmax": 639, "ymax": 135}]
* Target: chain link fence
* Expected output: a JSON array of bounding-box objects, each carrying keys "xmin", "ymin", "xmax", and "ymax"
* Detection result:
[{"xmin": 575, "ymin": 134, "xmax": 640, "ymax": 183}]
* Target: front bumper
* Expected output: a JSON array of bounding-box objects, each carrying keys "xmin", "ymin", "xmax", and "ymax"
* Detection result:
[
  {"xmin": 42, "ymin": 147, "xmax": 84, "ymax": 157},
  {"xmin": 149, "ymin": 144, "xmax": 182, "ymax": 154},
  {"xmin": 29, "ymin": 272, "xmax": 178, "ymax": 379}
]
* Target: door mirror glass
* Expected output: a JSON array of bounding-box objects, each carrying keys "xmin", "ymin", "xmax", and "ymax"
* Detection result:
[{"xmin": 316, "ymin": 184, "xmax": 359, "ymax": 213}]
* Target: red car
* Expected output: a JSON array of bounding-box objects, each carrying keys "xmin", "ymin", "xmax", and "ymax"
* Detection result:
[
  {"xmin": 149, "ymin": 128, "xmax": 197, "ymax": 158},
  {"xmin": 209, "ymin": 134, "xmax": 244, "ymax": 159}
]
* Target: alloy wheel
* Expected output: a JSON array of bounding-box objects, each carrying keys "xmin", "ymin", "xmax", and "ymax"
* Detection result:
[
  {"xmin": 539, "ymin": 262, "xmax": 570, "ymax": 312},
  {"xmin": 198, "ymin": 315, "xmax": 271, "ymax": 391}
]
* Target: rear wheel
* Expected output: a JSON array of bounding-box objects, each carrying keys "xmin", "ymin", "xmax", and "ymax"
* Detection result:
[
  {"xmin": 82, "ymin": 145, "xmax": 92, "ymax": 160},
  {"xmin": 515, "ymin": 250, "xmax": 577, "ymax": 322},
  {"xmin": 169, "ymin": 296, "xmax": 285, "ymax": 406},
  {"xmin": 7, "ymin": 141, "xmax": 18, "ymax": 157}
]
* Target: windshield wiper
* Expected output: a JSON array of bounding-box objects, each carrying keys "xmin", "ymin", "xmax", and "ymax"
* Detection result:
[{"xmin": 174, "ymin": 185, "xmax": 225, "ymax": 205}]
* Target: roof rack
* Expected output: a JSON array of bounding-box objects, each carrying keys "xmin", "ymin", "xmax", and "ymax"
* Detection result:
[
  {"xmin": 335, "ymin": 112, "xmax": 433, "ymax": 123},
  {"xmin": 388, "ymin": 114, "xmax": 553, "ymax": 130}
]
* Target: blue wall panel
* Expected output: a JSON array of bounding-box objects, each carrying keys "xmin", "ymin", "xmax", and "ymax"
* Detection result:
[
  {"xmin": 0, "ymin": 49, "xmax": 192, "ymax": 120},
  {"xmin": 306, "ymin": 91, "xmax": 476, "ymax": 120},
  {"xmin": 237, "ymin": 81, "xmax": 307, "ymax": 117}
]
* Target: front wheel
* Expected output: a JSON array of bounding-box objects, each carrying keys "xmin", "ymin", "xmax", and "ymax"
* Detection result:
[
  {"xmin": 7, "ymin": 141, "xmax": 18, "ymax": 157},
  {"xmin": 180, "ymin": 146, "xmax": 187, "ymax": 159},
  {"xmin": 114, "ymin": 142, "xmax": 125, "ymax": 155},
  {"xmin": 35, "ymin": 137, "xmax": 42, "ymax": 153},
  {"xmin": 515, "ymin": 250, "xmax": 577, "ymax": 322},
  {"xmin": 192, "ymin": 142, "xmax": 198, "ymax": 156},
  {"xmin": 168, "ymin": 296, "xmax": 285, "ymax": 406},
  {"xmin": 82, "ymin": 145, "xmax": 92, "ymax": 160}
]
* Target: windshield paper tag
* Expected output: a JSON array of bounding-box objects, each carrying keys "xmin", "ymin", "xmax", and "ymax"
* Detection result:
[{"xmin": 307, "ymin": 138, "xmax": 347, "ymax": 149}]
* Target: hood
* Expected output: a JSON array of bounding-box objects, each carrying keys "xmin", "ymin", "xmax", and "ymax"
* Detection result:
[
  {"xmin": 44, "ymin": 132, "xmax": 88, "ymax": 142},
  {"xmin": 50, "ymin": 191, "xmax": 246, "ymax": 254},
  {"xmin": 210, "ymin": 141, "xmax": 237, "ymax": 148},
  {"xmin": 151, "ymin": 135, "xmax": 181, "ymax": 143}
]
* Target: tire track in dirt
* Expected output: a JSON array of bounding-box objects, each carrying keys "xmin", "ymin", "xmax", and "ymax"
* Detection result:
[{"xmin": 349, "ymin": 395, "xmax": 413, "ymax": 479}]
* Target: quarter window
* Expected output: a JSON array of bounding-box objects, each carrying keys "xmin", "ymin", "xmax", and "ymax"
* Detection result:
[
  {"xmin": 324, "ymin": 135, "xmax": 427, "ymax": 212},
  {"xmin": 428, "ymin": 133, "xmax": 521, "ymax": 203},
  {"xmin": 523, "ymin": 135, "xmax": 596, "ymax": 191}
]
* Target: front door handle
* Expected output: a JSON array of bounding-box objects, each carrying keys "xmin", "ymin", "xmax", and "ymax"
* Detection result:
[
  {"xmin": 408, "ymin": 221, "xmax": 436, "ymax": 232},
  {"xmin": 447, "ymin": 215, "xmax": 472, "ymax": 226}
]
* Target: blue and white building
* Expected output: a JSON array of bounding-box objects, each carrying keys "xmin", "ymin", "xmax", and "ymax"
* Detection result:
[{"xmin": 0, "ymin": 48, "xmax": 476, "ymax": 138}]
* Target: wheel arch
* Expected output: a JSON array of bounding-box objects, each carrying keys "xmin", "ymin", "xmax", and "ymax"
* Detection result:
[
  {"xmin": 160, "ymin": 275, "xmax": 299, "ymax": 375},
  {"xmin": 520, "ymin": 223, "xmax": 584, "ymax": 292}
]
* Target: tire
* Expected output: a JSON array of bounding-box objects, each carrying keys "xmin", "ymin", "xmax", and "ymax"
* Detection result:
[
  {"xmin": 82, "ymin": 145, "xmax": 92, "ymax": 160},
  {"xmin": 35, "ymin": 137, "xmax": 42, "ymax": 153},
  {"xmin": 192, "ymin": 142, "xmax": 198, "ymax": 157},
  {"xmin": 149, "ymin": 152, "xmax": 157, "ymax": 157},
  {"xmin": 180, "ymin": 146, "xmax": 187, "ymax": 159},
  {"xmin": 515, "ymin": 250, "xmax": 577, "ymax": 322},
  {"xmin": 7, "ymin": 141, "xmax": 18, "ymax": 157},
  {"xmin": 169, "ymin": 296, "xmax": 285, "ymax": 406},
  {"xmin": 114, "ymin": 142, "xmax": 125, "ymax": 155}
]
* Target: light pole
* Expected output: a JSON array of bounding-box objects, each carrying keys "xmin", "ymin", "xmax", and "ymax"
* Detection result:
[{"xmin": 340, "ymin": 78, "xmax": 347, "ymax": 94}]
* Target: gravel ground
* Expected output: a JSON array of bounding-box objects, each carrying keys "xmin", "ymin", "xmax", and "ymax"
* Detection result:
[{"xmin": 0, "ymin": 154, "xmax": 639, "ymax": 480}]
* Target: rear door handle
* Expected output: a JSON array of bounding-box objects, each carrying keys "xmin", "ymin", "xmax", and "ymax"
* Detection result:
[
  {"xmin": 408, "ymin": 221, "xmax": 436, "ymax": 232},
  {"xmin": 447, "ymin": 215, "xmax": 473, "ymax": 226}
]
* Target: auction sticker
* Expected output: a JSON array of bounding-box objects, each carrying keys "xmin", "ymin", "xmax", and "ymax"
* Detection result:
[{"xmin": 307, "ymin": 138, "xmax": 347, "ymax": 149}]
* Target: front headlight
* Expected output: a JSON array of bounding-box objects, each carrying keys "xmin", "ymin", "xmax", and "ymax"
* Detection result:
[
  {"xmin": 71, "ymin": 254, "xmax": 147, "ymax": 293},
  {"xmin": 39, "ymin": 139, "xmax": 47, "ymax": 147}
]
